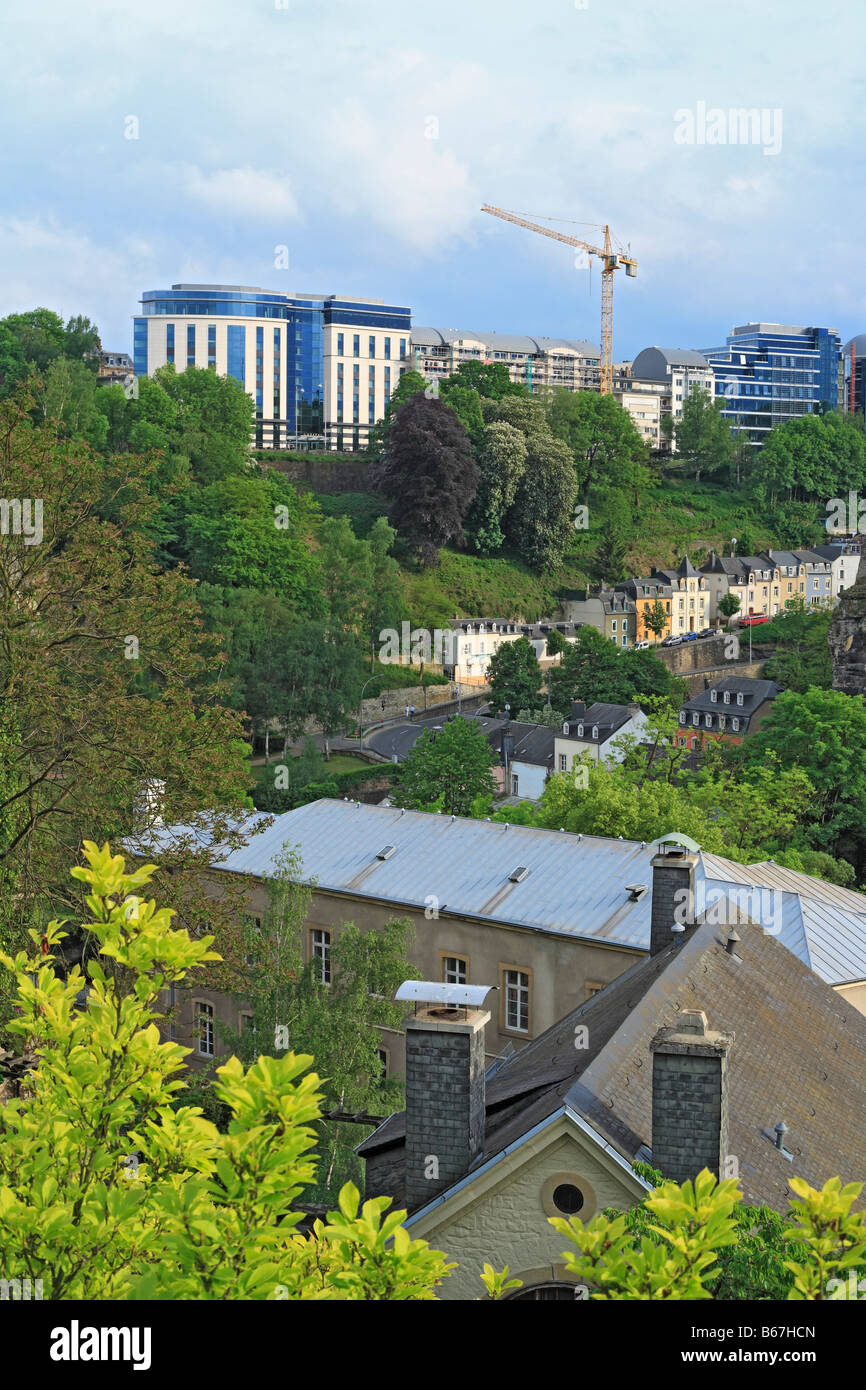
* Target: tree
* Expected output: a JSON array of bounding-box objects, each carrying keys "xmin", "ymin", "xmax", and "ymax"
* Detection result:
[
  {"xmin": 552, "ymin": 1167, "xmax": 866, "ymax": 1301},
  {"xmin": 756, "ymin": 412, "xmax": 866, "ymax": 509},
  {"xmin": 674, "ymin": 390, "xmax": 733, "ymax": 483},
  {"xmin": 441, "ymin": 360, "xmax": 527, "ymax": 400},
  {"xmin": 364, "ymin": 369, "xmax": 427, "ymax": 460},
  {"xmin": 396, "ymin": 718, "xmax": 496, "ymax": 816},
  {"xmin": 217, "ymin": 846, "xmax": 421, "ymax": 1199},
  {"xmin": 594, "ymin": 491, "xmax": 634, "ymax": 583},
  {"xmin": 718, "ymin": 592, "xmax": 741, "ymax": 624},
  {"xmin": 642, "ymin": 599, "xmax": 668, "ymax": 641},
  {"xmin": 760, "ymin": 600, "xmax": 832, "ymax": 692},
  {"xmin": 0, "ymin": 392, "xmax": 255, "ymax": 988},
  {"xmin": 545, "ymin": 627, "xmax": 568, "ymax": 659},
  {"xmin": 550, "ymin": 627, "xmax": 684, "ymax": 714},
  {"xmin": 372, "ymin": 393, "xmax": 478, "ymax": 564},
  {"xmin": 546, "ymin": 388, "xmax": 648, "ymax": 505},
  {"xmin": 506, "ymin": 431, "xmax": 576, "ymax": 570},
  {"xmin": 487, "ymin": 636, "xmax": 543, "ymax": 713},
  {"xmin": 464, "ymin": 420, "xmax": 527, "ymax": 554},
  {"xmin": 0, "ymin": 844, "xmax": 454, "ymax": 1299}
]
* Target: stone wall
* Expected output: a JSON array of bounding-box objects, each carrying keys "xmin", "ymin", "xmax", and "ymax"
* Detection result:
[
  {"xmin": 264, "ymin": 453, "xmax": 370, "ymax": 493},
  {"xmin": 829, "ymin": 552, "xmax": 866, "ymax": 694}
]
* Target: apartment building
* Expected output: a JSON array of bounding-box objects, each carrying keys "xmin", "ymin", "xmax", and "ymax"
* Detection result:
[
  {"xmin": 410, "ymin": 328, "xmax": 601, "ymax": 394},
  {"xmin": 651, "ymin": 558, "xmax": 710, "ymax": 632},
  {"xmin": 613, "ymin": 576, "xmax": 674, "ymax": 643},
  {"xmin": 628, "ymin": 347, "xmax": 715, "ymax": 451},
  {"xmin": 133, "ymin": 283, "xmax": 412, "ymax": 451},
  {"xmin": 703, "ymin": 323, "xmax": 842, "ymax": 449}
]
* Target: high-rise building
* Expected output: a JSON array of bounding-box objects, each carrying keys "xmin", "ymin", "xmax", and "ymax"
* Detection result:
[
  {"xmin": 410, "ymin": 328, "xmax": 601, "ymax": 393},
  {"xmin": 133, "ymin": 284, "xmax": 412, "ymax": 451},
  {"xmin": 702, "ymin": 323, "xmax": 842, "ymax": 448},
  {"xmin": 843, "ymin": 334, "xmax": 866, "ymax": 416}
]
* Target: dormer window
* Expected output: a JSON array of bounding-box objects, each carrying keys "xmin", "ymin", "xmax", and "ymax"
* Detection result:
[
  {"xmin": 679, "ymin": 711, "xmax": 687, "ymax": 725},
  {"xmin": 704, "ymin": 714, "xmax": 712, "ymax": 727},
  {"xmin": 563, "ymin": 722, "xmax": 570, "ymax": 735},
  {"xmin": 731, "ymin": 718, "xmax": 740, "ymax": 732},
  {"xmin": 692, "ymin": 713, "xmax": 700, "ymax": 726},
  {"xmin": 723, "ymin": 691, "xmax": 731, "ymax": 705},
  {"xmin": 736, "ymin": 692, "xmax": 744, "ymax": 706},
  {"xmin": 710, "ymin": 690, "xmax": 717, "ymax": 703},
  {"xmin": 577, "ymin": 724, "xmax": 584, "ymax": 737},
  {"xmin": 591, "ymin": 726, "xmax": 598, "ymax": 739}
]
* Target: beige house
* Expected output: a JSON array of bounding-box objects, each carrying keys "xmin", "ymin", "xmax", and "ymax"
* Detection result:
[
  {"xmin": 651, "ymin": 557, "xmax": 710, "ymax": 632},
  {"xmin": 612, "ymin": 379, "xmax": 663, "ymax": 448}
]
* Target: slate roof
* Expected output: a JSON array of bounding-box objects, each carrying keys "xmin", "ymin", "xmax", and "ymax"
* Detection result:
[
  {"xmin": 680, "ymin": 676, "xmax": 781, "ymax": 716},
  {"xmin": 565, "ymin": 701, "xmax": 636, "ymax": 741},
  {"xmin": 360, "ymin": 919, "xmax": 866, "ymax": 1213},
  {"xmin": 487, "ymin": 722, "xmax": 555, "ymax": 769}
]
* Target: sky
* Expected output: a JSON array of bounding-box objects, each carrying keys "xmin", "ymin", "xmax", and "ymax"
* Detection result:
[{"xmin": 3, "ymin": 0, "xmax": 866, "ymax": 359}]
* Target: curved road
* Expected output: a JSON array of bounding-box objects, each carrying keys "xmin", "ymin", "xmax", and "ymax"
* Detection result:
[{"xmin": 365, "ymin": 708, "xmax": 499, "ymax": 762}]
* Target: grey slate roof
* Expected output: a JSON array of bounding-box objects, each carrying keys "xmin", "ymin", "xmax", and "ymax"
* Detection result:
[
  {"xmin": 368, "ymin": 919, "xmax": 866, "ymax": 1215},
  {"xmin": 680, "ymin": 676, "xmax": 781, "ymax": 716},
  {"xmin": 487, "ymin": 722, "xmax": 555, "ymax": 769},
  {"xmin": 411, "ymin": 327, "xmax": 600, "ymax": 357},
  {"xmin": 132, "ymin": 802, "xmax": 866, "ymax": 986},
  {"xmin": 565, "ymin": 701, "xmax": 635, "ymax": 741}
]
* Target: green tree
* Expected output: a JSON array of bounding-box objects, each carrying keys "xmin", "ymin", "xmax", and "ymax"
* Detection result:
[
  {"xmin": 0, "ymin": 844, "xmax": 454, "ymax": 1300},
  {"xmin": 546, "ymin": 388, "xmax": 648, "ymax": 505},
  {"xmin": 641, "ymin": 599, "xmax": 668, "ymax": 641},
  {"xmin": 441, "ymin": 360, "xmax": 527, "ymax": 400},
  {"xmin": 674, "ymin": 390, "xmax": 733, "ymax": 483},
  {"xmin": 760, "ymin": 599, "xmax": 832, "ymax": 691},
  {"xmin": 506, "ymin": 431, "xmax": 576, "ymax": 570},
  {"xmin": 465, "ymin": 420, "xmax": 527, "ymax": 555},
  {"xmin": 396, "ymin": 718, "xmax": 497, "ymax": 816},
  {"xmin": 487, "ymin": 636, "xmax": 543, "ymax": 713},
  {"xmin": 718, "ymin": 592, "xmax": 741, "ymax": 623}
]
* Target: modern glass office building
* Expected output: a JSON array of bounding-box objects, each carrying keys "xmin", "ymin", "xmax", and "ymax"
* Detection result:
[
  {"xmin": 702, "ymin": 323, "xmax": 842, "ymax": 448},
  {"xmin": 133, "ymin": 285, "xmax": 412, "ymax": 450}
]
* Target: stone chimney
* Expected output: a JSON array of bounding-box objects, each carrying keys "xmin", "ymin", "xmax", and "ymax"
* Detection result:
[
  {"xmin": 650, "ymin": 840, "xmax": 699, "ymax": 955},
  {"xmin": 404, "ymin": 992, "xmax": 490, "ymax": 1210},
  {"xmin": 650, "ymin": 1010, "xmax": 733, "ymax": 1183}
]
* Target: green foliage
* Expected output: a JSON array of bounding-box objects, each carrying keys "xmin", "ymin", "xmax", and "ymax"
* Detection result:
[
  {"xmin": 755, "ymin": 411, "xmax": 866, "ymax": 509},
  {"xmin": 783, "ymin": 1177, "xmax": 866, "ymax": 1300},
  {"xmin": 487, "ymin": 636, "xmax": 543, "ymax": 713},
  {"xmin": 396, "ymin": 718, "xmax": 497, "ymax": 816},
  {"xmin": 758, "ymin": 599, "xmax": 833, "ymax": 691},
  {"xmin": 0, "ymin": 844, "xmax": 453, "ymax": 1299},
  {"xmin": 549, "ymin": 626, "xmax": 684, "ymax": 714},
  {"xmin": 465, "ymin": 420, "xmax": 528, "ymax": 555},
  {"xmin": 673, "ymin": 390, "xmax": 733, "ymax": 483}
]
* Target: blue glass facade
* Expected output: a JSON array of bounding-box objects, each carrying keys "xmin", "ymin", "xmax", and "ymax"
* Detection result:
[
  {"xmin": 187, "ymin": 324, "xmax": 195, "ymax": 367},
  {"xmin": 704, "ymin": 324, "xmax": 841, "ymax": 447},
  {"xmin": 135, "ymin": 285, "xmax": 411, "ymax": 449},
  {"xmin": 165, "ymin": 323, "xmax": 174, "ymax": 364},
  {"xmin": 133, "ymin": 317, "xmax": 148, "ymax": 377},
  {"xmin": 227, "ymin": 325, "xmax": 245, "ymax": 385}
]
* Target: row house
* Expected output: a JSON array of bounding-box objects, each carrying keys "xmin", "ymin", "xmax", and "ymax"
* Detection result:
[
  {"xmin": 675, "ymin": 676, "xmax": 781, "ymax": 749},
  {"xmin": 613, "ymin": 576, "xmax": 674, "ymax": 643},
  {"xmin": 445, "ymin": 618, "xmax": 584, "ymax": 685},
  {"xmin": 559, "ymin": 590, "xmax": 637, "ymax": 647},
  {"xmin": 554, "ymin": 701, "xmax": 648, "ymax": 770},
  {"xmin": 701, "ymin": 552, "xmax": 793, "ymax": 621},
  {"xmin": 651, "ymin": 557, "xmax": 710, "ymax": 633}
]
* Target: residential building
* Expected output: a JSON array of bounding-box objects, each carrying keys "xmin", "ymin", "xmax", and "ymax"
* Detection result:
[
  {"xmin": 97, "ymin": 349, "xmax": 134, "ymax": 382},
  {"xmin": 554, "ymin": 701, "xmax": 648, "ymax": 770},
  {"xmin": 843, "ymin": 333, "xmax": 866, "ymax": 415},
  {"xmin": 360, "ymin": 842, "xmax": 866, "ymax": 1296},
  {"xmin": 410, "ymin": 328, "xmax": 601, "ymax": 394},
  {"xmin": 676, "ymin": 676, "xmax": 781, "ymax": 748},
  {"xmin": 810, "ymin": 542, "xmax": 862, "ymax": 599},
  {"xmin": 651, "ymin": 557, "xmax": 710, "ymax": 632},
  {"xmin": 559, "ymin": 590, "xmax": 636, "ymax": 648},
  {"xmin": 612, "ymin": 378, "xmax": 663, "ymax": 448},
  {"xmin": 141, "ymin": 803, "xmax": 866, "ymax": 1085},
  {"xmin": 703, "ymin": 323, "xmax": 842, "ymax": 449},
  {"xmin": 790, "ymin": 549, "xmax": 834, "ymax": 607},
  {"xmin": 700, "ymin": 552, "xmax": 790, "ymax": 621},
  {"xmin": 445, "ymin": 618, "xmax": 584, "ymax": 685},
  {"xmin": 628, "ymin": 347, "xmax": 714, "ymax": 450},
  {"xmin": 133, "ymin": 283, "xmax": 412, "ymax": 451},
  {"xmin": 613, "ymin": 575, "xmax": 674, "ymax": 642},
  {"xmin": 491, "ymin": 723, "xmax": 555, "ymax": 800}
]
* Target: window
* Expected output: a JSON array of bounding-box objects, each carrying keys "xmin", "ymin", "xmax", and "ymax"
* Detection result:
[
  {"xmin": 591, "ymin": 726, "xmax": 598, "ymax": 738},
  {"xmin": 622, "ymin": 634, "xmax": 627, "ymax": 647},
  {"xmin": 383, "ymin": 365, "xmax": 391, "ymax": 406},
  {"xmin": 399, "ymin": 338, "xmax": 407, "ymax": 359},
  {"xmin": 337, "ymin": 332, "xmax": 344, "ymax": 355},
  {"xmin": 503, "ymin": 968, "xmax": 530, "ymax": 1033},
  {"xmin": 196, "ymin": 1001, "xmax": 214, "ymax": 1057},
  {"xmin": 240, "ymin": 1012, "xmax": 255, "ymax": 1036},
  {"xmin": 611, "ymin": 619, "xmax": 617, "ymax": 633},
  {"xmin": 207, "ymin": 324, "xmax": 216, "ymax": 368},
  {"xmin": 511, "ymin": 773, "xmax": 519, "ymax": 795},
  {"xmin": 710, "ymin": 690, "xmax": 717, "ymax": 703},
  {"xmin": 165, "ymin": 323, "xmax": 175, "ymax": 364},
  {"xmin": 442, "ymin": 955, "xmax": 468, "ymax": 984},
  {"xmin": 692, "ymin": 713, "xmax": 699, "ymax": 726},
  {"xmin": 384, "ymin": 337, "xmax": 391, "ymax": 359},
  {"xmin": 311, "ymin": 928, "xmax": 331, "ymax": 985},
  {"xmin": 353, "ymin": 334, "xmax": 360, "ymax": 357},
  {"xmin": 585, "ymin": 981, "xmax": 602, "ymax": 1000},
  {"xmin": 577, "ymin": 724, "xmax": 584, "ymax": 737},
  {"xmin": 723, "ymin": 691, "xmax": 731, "ymax": 705},
  {"xmin": 187, "ymin": 324, "xmax": 195, "ymax": 367},
  {"xmin": 731, "ymin": 718, "xmax": 740, "ymax": 732},
  {"xmin": 559, "ymin": 753, "xmax": 567, "ymax": 771},
  {"xmin": 704, "ymin": 713, "xmax": 712, "ymax": 727},
  {"xmin": 736, "ymin": 691, "xmax": 744, "ymax": 706},
  {"xmin": 227, "ymin": 325, "xmax": 245, "ymax": 385},
  {"xmin": 369, "ymin": 335, "xmax": 375, "ymax": 358},
  {"xmin": 679, "ymin": 711, "xmax": 687, "ymax": 725},
  {"xmin": 376, "ymin": 1048, "xmax": 389, "ymax": 1078}
]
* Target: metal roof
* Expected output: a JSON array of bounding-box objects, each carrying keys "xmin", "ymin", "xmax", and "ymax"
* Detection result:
[
  {"xmin": 135, "ymin": 803, "xmax": 866, "ymax": 984},
  {"xmin": 395, "ymin": 981, "xmax": 495, "ymax": 1006},
  {"xmin": 411, "ymin": 327, "xmax": 600, "ymax": 356}
]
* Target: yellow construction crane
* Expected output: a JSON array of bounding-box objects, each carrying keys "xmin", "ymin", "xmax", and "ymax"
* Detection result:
[{"xmin": 481, "ymin": 204, "xmax": 637, "ymax": 395}]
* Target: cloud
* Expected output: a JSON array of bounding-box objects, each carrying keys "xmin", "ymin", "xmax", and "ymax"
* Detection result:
[{"xmin": 184, "ymin": 167, "xmax": 301, "ymax": 222}]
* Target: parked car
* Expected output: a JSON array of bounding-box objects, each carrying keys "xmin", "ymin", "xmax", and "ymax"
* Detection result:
[
  {"xmin": 661, "ymin": 635, "xmax": 683, "ymax": 646},
  {"xmin": 634, "ymin": 639, "xmax": 651, "ymax": 650},
  {"xmin": 739, "ymin": 614, "xmax": 770, "ymax": 627},
  {"xmin": 698, "ymin": 627, "xmax": 713, "ymax": 638}
]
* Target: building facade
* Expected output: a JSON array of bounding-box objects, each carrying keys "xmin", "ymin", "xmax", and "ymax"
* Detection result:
[
  {"xmin": 559, "ymin": 591, "xmax": 636, "ymax": 647},
  {"xmin": 628, "ymin": 347, "xmax": 715, "ymax": 451},
  {"xmin": 410, "ymin": 328, "xmax": 601, "ymax": 394},
  {"xmin": 675, "ymin": 677, "xmax": 781, "ymax": 749},
  {"xmin": 651, "ymin": 558, "xmax": 710, "ymax": 633},
  {"xmin": 613, "ymin": 576, "xmax": 674, "ymax": 643},
  {"xmin": 703, "ymin": 323, "xmax": 842, "ymax": 449},
  {"xmin": 133, "ymin": 283, "xmax": 412, "ymax": 451}
]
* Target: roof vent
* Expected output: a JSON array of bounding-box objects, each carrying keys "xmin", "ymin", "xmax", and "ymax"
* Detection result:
[
  {"xmin": 725, "ymin": 928, "xmax": 741, "ymax": 955},
  {"xmin": 376, "ymin": 845, "xmax": 396, "ymax": 861},
  {"xmin": 508, "ymin": 866, "xmax": 530, "ymax": 883},
  {"xmin": 774, "ymin": 1120, "xmax": 788, "ymax": 1150},
  {"xmin": 625, "ymin": 884, "xmax": 648, "ymax": 902}
]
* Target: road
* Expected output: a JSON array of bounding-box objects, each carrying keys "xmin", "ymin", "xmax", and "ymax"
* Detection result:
[{"xmin": 365, "ymin": 708, "xmax": 501, "ymax": 762}]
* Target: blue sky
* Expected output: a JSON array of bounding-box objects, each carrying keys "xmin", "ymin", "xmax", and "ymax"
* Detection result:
[{"xmin": 3, "ymin": 0, "xmax": 865, "ymax": 358}]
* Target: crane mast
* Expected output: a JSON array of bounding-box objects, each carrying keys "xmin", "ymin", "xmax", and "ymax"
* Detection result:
[{"xmin": 481, "ymin": 204, "xmax": 637, "ymax": 395}]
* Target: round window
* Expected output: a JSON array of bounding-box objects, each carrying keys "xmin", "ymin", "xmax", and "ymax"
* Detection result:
[{"xmin": 552, "ymin": 1182, "xmax": 584, "ymax": 1215}]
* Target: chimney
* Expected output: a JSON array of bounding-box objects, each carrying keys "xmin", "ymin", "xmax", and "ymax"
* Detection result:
[
  {"xmin": 398, "ymin": 982, "xmax": 492, "ymax": 1211},
  {"xmin": 649, "ymin": 839, "xmax": 699, "ymax": 956},
  {"xmin": 650, "ymin": 1010, "xmax": 733, "ymax": 1184}
]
